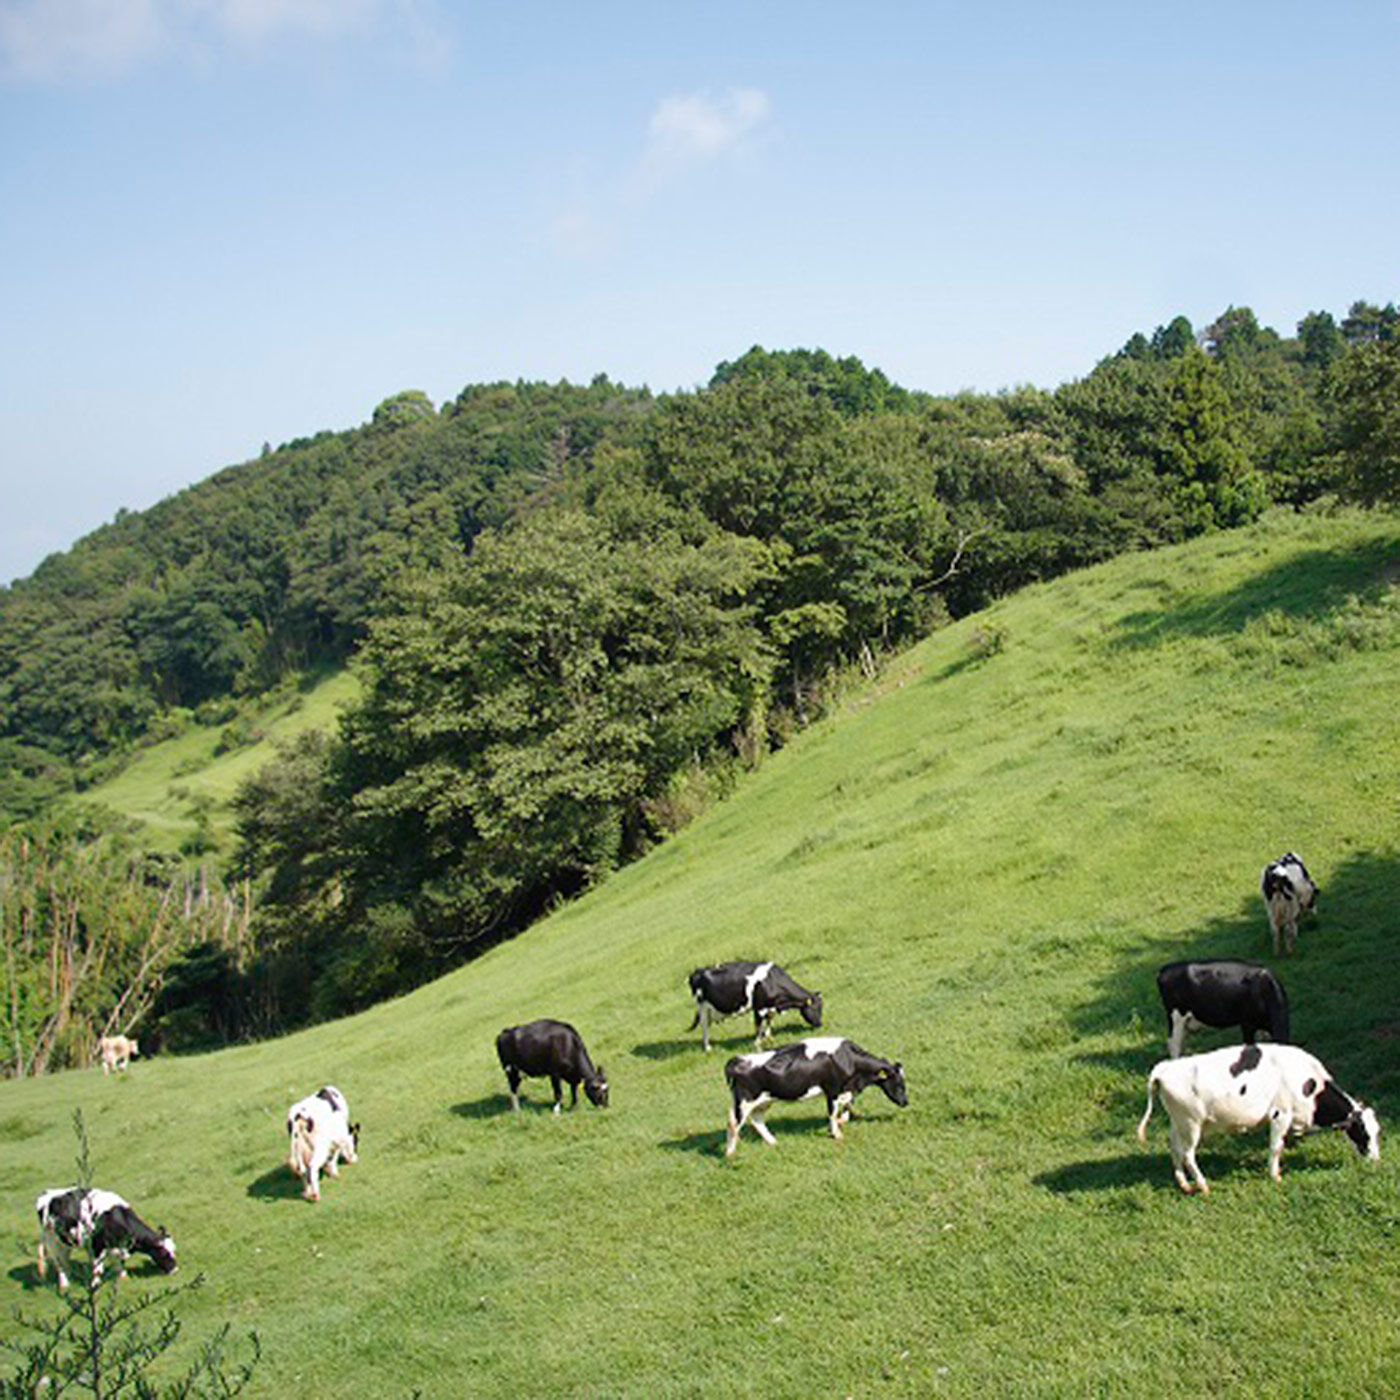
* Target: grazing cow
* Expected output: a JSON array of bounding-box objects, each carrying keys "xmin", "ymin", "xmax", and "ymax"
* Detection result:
[
  {"xmin": 35, "ymin": 1187, "xmax": 176, "ymax": 1291},
  {"xmin": 688, "ymin": 961, "xmax": 823, "ymax": 1051},
  {"xmin": 1261, "ymin": 852, "xmax": 1318, "ymax": 955},
  {"xmin": 496, "ymin": 1019, "xmax": 608, "ymax": 1114},
  {"xmin": 1156, "ymin": 959, "xmax": 1291, "ymax": 1058},
  {"xmin": 1137, "ymin": 1042, "xmax": 1380, "ymax": 1193},
  {"xmin": 98, "ymin": 1034, "xmax": 139, "ymax": 1074},
  {"xmin": 724, "ymin": 1036, "xmax": 907, "ymax": 1157},
  {"xmin": 286, "ymin": 1085, "xmax": 360, "ymax": 1202}
]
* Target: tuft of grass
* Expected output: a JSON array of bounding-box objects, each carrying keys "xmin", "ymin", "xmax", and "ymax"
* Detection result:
[{"xmin": 6, "ymin": 507, "xmax": 1400, "ymax": 1397}]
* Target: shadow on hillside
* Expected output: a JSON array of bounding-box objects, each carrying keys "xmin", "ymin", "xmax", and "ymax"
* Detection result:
[
  {"xmin": 245, "ymin": 1166, "xmax": 308, "ymax": 1202},
  {"xmin": 1111, "ymin": 537, "xmax": 1400, "ymax": 651},
  {"xmin": 632, "ymin": 1034, "xmax": 752, "ymax": 1061},
  {"xmin": 660, "ymin": 1111, "xmax": 899, "ymax": 1159},
  {"xmin": 659, "ymin": 1128, "xmax": 729, "ymax": 1158},
  {"xmin": 7, "ymin": 1263, "xmax": 43, "ymax": 1291},
  {"xmin": 1069, "ymin": 849, "xmax": 1400, "ymax": 1117},
  {"xmin": 449, "ymin": 1094, "xmax": 571, "ymax": 1118},
  {"xmin": 1034, "ymin": 1145, "xmax": 1347, "ymax": 1195}
]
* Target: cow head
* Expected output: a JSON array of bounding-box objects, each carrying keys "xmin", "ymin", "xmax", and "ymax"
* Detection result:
[
  {"xmin": 584, "ymin": 1068, "xmax": 609, "ymax": 1108},
  {"xmin": 801, "ymin": 993, "xmax": 823, "ymax": 1030},
  {"xmin": 877, "ymin": 1062, "xmax": 908, "ymax": 1108},
  {"xmin": 1345, "ymin": 1104, "xmax": 1381, "ymax": 1161},
  {"xmin": 147, "ymin": 1230, "xmax": 178, "ymax": 1275}
]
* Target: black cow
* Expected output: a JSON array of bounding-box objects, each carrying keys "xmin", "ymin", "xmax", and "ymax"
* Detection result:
[
  {"xmin": 496, "ymin": 1019, "xmax": 609, "ymax": 1114},
  {"xmin": 1157, "ymin": 959, "xmax": 1291, "ymax": 1058},
  {"xmin": 724, "ymin": 1036, "xmax": 906, "ymax": 1156},
  {"xmin": 688, "ymin": 961, "xmax": 823, "ymax": 1050},
  {"xmin": 35, "ymin": 1187, "xmax": 177, "ymax": 1291}
]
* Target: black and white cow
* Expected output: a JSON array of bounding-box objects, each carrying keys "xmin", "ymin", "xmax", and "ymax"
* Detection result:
[
  {"xmin": 35, "ymin": 1187, "xmax": 177, "ymax": 1291},
  {"xmin": 1156, "ymin": 959, "xmax": 1291, "ymax": 1058},
  {"xmin": 496, "ymin": 1019, "xmax": 608, "ymax": 1114},
  {"xmin": 286, "ymin": 1085, "xmax": 360, "ymax": 1202},
  {"xmin": 724, "ymin": 1036, "xmax": 906, "ymax": 1157},
  {"xmin": 1137, "ymin": 1042, "xmax": 1380, "ymax": 1193},
  {"xmin": 1261, "ymin": 852, "xmax": 1318, "ymax": 955},
  {"xmin": 688, "ymin": 961, "xmax": 823, "ymax": 1051}
]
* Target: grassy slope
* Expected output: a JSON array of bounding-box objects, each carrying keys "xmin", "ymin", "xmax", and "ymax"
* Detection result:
[
  {"xmin": 5, "ymin": 508, "xmax": 1400, "ymax": 1399},
  {"xmin": 70, "ymin": 669, "xmax": 360, "ymax": 851}
]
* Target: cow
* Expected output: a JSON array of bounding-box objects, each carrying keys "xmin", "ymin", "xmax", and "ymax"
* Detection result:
[
  {"xmin": 98, "ymin": 1034, "xmax": 139, "ymax": 1074},
  {"xmin": 1261, "ymin": 852, "xmax": 1318, "ymax": 955},
  {"xmin": 35, "ymin": 1187, "xmax": 177, "ymax": 1291},
  {"xmin": 286, "ymin": 1085, "xmax": 360, "ymax": 1202},
  {"xmin": 1156, "ymin": 959, "xmax": 1291, "ymax": 1058},
  {"xmin": 496, "ymin": 1019, "xmax": 608, "ymax": 1114},
  {"xmin": 724, "ymin": 1036, "xmax": 907, "ymax": 1157},
  {"xmin": 688, "ymin": 961, "xmax": 823, "ymax": 1051},
  {"xmin": 1137, "ymin": 1042, "xmax": 1380, "ymax": 1193}
]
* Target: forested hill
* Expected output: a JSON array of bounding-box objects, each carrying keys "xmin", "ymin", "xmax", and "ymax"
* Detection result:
[
  {"xmin": 2, "ymin": 302, "xmax": 1398, "ymax": 1065},
  {"xmin": 6, "ymin": 303, "xmax": 1395, "ymax": 795}
]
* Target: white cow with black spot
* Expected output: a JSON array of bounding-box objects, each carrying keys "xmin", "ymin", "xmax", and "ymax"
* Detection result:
[{"xmin": 1137, "ymin": 1042, "xmax": 1379, "ymax": 1193}]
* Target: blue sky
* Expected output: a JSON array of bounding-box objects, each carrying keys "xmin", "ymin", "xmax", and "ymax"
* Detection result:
[{"xmin": 2, "ymin": 1, "xmax": 1397, "ymax": 585}]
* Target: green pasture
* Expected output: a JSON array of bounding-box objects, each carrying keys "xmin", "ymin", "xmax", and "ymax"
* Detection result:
[
  {"xmin": 6, "ymin": 507, "xmax": 1400, "ymax": 1397},
  {"xmin": 70, "ymin": 668, "xmax": 360, "ymax": 851}
]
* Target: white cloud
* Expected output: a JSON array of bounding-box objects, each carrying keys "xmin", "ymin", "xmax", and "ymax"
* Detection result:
[
  {"xmin": 0, "ymin": 0, "xmax": 449, "ymax": 82},
  {"xmin": 0, "ymin": 0, "xmax": 164, "ymax": 81},
  {"xmin": 643, "ymin": 87, "xmax": 771, "ymax": 174}
]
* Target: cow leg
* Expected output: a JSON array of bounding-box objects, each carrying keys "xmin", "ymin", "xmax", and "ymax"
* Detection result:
[
  {"xmin": 750, "ymin": 1109, "xmax": 778, "ymax": 1146},
  {"xmin": 754, "ymin": 1008, "xmax": 773, "ymax": 1046},
  {"xmin": 725, "ymin": 1104, "xmax": 741, "ymax": 1157},
  {"xmin": 506, "ymin": 1067, "xmax": 522, "ymax": 1112},
  {"xmin": 551, "ymin": 1077, "xmax": 563, "ymax": 1115},
  {"xmin": 1285, "ymin": 912, "xmax": 1297, "ymax": 955},
  {"xmin": 1167, "ymin": 1010, "xmax": 1189, "ymax": 1059},
  {"xmin": 569, "ymin": 1080, "xmax": 580, "ymax": 1110},
  {"xmin": 699, "ymin": 1003, "xmax": 711, "ymax": 1052},
  {"xmin": 1174, "ymin": 1120, "xmax": 1209, "ymax": 1195},
  {"xmin": 828, "ymin": 1092, "xmax": 853, "ymax": 1139},
  {"xmin": 1267, "ymin": 1109, "xmax": 1291, "ymax": 1182}
]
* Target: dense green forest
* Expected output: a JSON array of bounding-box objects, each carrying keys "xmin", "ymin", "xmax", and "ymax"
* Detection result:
[{"xmin": 2, "ymin": 299, "xmax": 1397, "ymax": 1072}]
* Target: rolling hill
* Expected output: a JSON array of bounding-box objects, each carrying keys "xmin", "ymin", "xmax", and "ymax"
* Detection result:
[{"xmin": 4, "ymin": 506, "xmax": 1400, "ymax": 1398}]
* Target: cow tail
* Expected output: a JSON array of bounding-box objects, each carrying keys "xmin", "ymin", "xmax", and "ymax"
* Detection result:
[{"xmin": 1137, "ymin": 1071, "xmax": 1160, "ymax": 1145}]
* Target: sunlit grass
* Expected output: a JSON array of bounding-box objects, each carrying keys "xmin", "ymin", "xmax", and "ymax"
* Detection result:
[{"xmin": 6, "ymin": 507, "xmax": 1400, "ymax": 1397}]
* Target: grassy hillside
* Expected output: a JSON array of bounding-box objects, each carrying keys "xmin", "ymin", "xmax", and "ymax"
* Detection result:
[
  {"xmin": 5, "ymin": 507, "xmax": 1400, "ymax": 1398},
  {"xmin": 70, "ymin": 669, "xmax": 360, "ymax": 852}
]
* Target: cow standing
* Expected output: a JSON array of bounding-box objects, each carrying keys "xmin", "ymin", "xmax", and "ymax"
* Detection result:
[
  {"xmin": 36, "ymin": 1187, "xmax": 177, "ymax": 1291},
  {"xmin": 724, "ymin": 1036, "xmax": 906, "ymax": 1156},
  {"xmin": 688, "ymin": 961, "xmax": 823, "ymax": 1050},
  {"xmin": 496, "ymin": 1019, "xmax": 608, "ymax": 1114},
  {"xmin": 1156, "ymin": 959, "xmax": 1290, "ymax": 1058},
  {"xmin": 98, "ymin": 1035, "xmax": 139, "ymax": 1074},
  {"xmin": 1261, "ymin": 852, "xmax": 1318, "ymax": 955},
  {"xmin": 1137, "ymin": 1042, "xmax": 1379, "ymax": 1193},
  {"xmin": 286, "ymin": 1085, "xmax": 360, "ymax": 1202}
]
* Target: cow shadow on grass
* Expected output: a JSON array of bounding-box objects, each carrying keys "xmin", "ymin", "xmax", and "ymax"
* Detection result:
[
  {"xmin": 661, "ymin": 1113, "xmax": 898, "ymax": 1160},
  {"xmin": 245, "ymin": 1166, "xmax": 307, "ymax": 1202},
  {"xmin": 1038, "ymin": 1143, "xmax": 1351, "ymax": 1195},
  {"xmin": 450, "ymin": 1094, "xmax": 581, "ymax": 1119},
  {"xmin": 7, "ymin": 1263, "xmax": 43, "ymax": 1291},
  {"xmin": 632, "ymin": 1034, "xmax": 753, "ymax": 1061}
]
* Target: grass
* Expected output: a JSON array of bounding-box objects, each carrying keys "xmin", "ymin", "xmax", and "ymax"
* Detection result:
[
  {"xmin": 69, "ymin": 668, "xmax": 360, "ymax": 852},
  {"xmin": 6, "ymin": 506, "xmax": 1400, "ymax": 1397}
]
